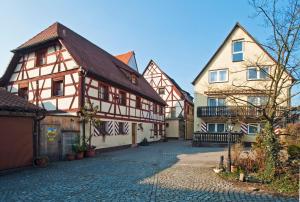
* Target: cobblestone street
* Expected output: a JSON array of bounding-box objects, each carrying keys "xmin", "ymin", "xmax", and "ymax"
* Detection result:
[{"xmin": 0, "ymin": 141, "xmax": 297, "ymax": 202}]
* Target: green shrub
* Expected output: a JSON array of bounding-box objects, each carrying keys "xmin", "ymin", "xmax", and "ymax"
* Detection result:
[
  {"xmin": 287, "ymin": 145, "xmax": 300, "ymax": 160},
  {"xmin": 270, "ymin": 172, "xmax": 299, "ymax": 194}
]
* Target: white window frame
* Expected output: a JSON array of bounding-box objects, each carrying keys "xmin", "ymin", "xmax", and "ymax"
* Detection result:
[
  {"xmin": 247, "ymin": 67, "xmax": 270, "ymax": 80},
  {"xmin": 247, "ymin": 96, "xmax": 268, "ymax": 106},
  {"xmin": 247, "ymin": 123, "xmax": 261, "ymax": 135},
  {"xmin": 208, "ymin": 69, "xmax": 228, "ymax": 83},
  {"xmin": 207, "ymin": 123, "xmax": 226, "ymax": 133},
  {"xmin": 232, "ymin": 40, "xmax": 244, "ymax": 62},
  {"xmin": 208, "ymin": 98, "xmax": 226, "ymax": 106}
]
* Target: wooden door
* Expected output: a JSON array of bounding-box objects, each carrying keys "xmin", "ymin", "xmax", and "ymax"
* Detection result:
[
  {"xmin": 40, "ymin": 124, "xmax": 61, "ymax": 161},
  {"xmin": 132, "ymin": 123, "xmax": 137, "ymax": 145}
]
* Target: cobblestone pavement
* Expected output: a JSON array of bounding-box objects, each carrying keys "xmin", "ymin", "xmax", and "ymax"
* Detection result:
[{"xmin": 0, "ymin": 141, "xmax": 298, "ymax": 202}]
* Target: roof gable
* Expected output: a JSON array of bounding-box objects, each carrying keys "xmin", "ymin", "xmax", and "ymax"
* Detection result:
[
  {"xmin": 1, "ymin": 22, "xmax": 165, "ymax": 105},
  {"xmin": 144, "ymin": 60, "xmax": 193, "ymax": 105},
  {"xmin": 192, "ymin": 22, "xmax": 293, "ymax": 85},
  {"xmin": 115, "ymin": 51, "xmax": 138, "ymax": 72}
]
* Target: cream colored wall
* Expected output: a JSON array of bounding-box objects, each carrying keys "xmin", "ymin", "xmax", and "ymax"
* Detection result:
[
  {"xmin": 193, "ymin": 26, "xmax": 292, "ymax": 133},
  {"xmin": 165, "ymin": 120, "xmax": 179, "ymax": 138},
  {"xmin": 85, "ymin": 118, "xmax": 162, "ymax": 149}
]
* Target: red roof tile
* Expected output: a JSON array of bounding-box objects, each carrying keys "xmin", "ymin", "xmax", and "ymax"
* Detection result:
[{"xmin": 0, "ymin": 88, "xmax": 43, "ymax": 113}]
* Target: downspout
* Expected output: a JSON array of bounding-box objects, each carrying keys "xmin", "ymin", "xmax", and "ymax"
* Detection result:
[
  {"xmin": 33, "ymin": 111, "xmax": 46, "ymax": 166},
  {"xmin": 79, "ymin": 67, "xmax": 86, "ymax": 143}
]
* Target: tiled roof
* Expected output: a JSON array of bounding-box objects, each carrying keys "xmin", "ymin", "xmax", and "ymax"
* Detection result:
[
  {"xmin": 115, "ymin": 51, "xmax": 134, "ymax": 65},
  {"xmin": 3, "ymin": 22, "xmax": 165, "ymax": 105},
  {"xmin": 0, "ymin": 88, "xmax": 43, "ymax": 113}
]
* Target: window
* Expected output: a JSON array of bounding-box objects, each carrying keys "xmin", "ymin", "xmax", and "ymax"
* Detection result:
[
  {"xmin": 131, "ymin": 74, "xmax": 137, "ymax": 84},
  {"xmin": 36, "ymin": 49, "xmax": 47, "ymax": 66},
  {"xmin": 119, "ymin": 122, "xmax": 126, "ymax": 134},
  {"xmin": 170, "ymin": 107, "xmax": 176, "ymax": 118},
  {"xmin": 136, "ymin": 97, "xmax": 141, "ymax": 109},
  {"xmin": 119, "ymin": 91, "xmax": 126, "ymax": 105},
  {"xmin": 98, "ymin": 121, "xmax": 108, "ymax": 135},
  {"xmin": 52, "ymin": 78, "xmax": 64, "ymax": 96},
  {"xmin": 247, "ymin": 96, "xmax": 268, "ymax": 106},
  {"xmin": 154, "ymin": 124, "xmax": 158, "ymax": 136},
  {"xmin": 208, "ymin": 98, "xmax": 225, "ymax": 106},
  {"xmin": 158, "ymin": 87, "xmax": 165, "ymax": 95},
  {"xmin": 159, "ymin": 124, "xmax": 163, "ymax": 136},
  {"xmin": 99, "ymin": 85, "xmax": 109, "ymax": 101},
  {"xmin": 232, "ymin": 40, "xmax": 243, "ymax": 62},
  {"xmin": 209, "ymin": 69, "xmax": 228, "ymax": 83},
  {"xmin": 18, "ymin": 87, "xmax": 29, "ymax": 100},
  {"xmin": 247, "ymin": 67, "xmax": 270, "ymax": 80},
  {"xmin": 159, "ymin": 106, "xmax": 164, "ymax": 115},
  {"xmin": 207, "ymin": 123, "xmax": 226, "ymax": 133},
  {"xmin": 248, "ymin": 123, "xmax": 261, "ymax": 135}
]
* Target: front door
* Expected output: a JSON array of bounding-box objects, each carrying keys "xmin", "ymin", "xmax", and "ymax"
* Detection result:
[
  {"xmin": 40, "ymin": 124, "xmax": 61, "ymax": 161},
  {"xmin": 132, "ymin": 123, "xmax": 137, "ymax": 145}
]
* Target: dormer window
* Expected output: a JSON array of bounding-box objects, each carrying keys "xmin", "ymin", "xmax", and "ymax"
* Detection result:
[
  {"xmin": 232, "ymin": 40, "xmax": 243, "ymax": 62},
  {"xmin": 36, "ymin": 49, "xmax": 47, "ymax": 66},
  {"xmin": 131, "ymin": 74, "xmax": 137, "ymax": 84}
]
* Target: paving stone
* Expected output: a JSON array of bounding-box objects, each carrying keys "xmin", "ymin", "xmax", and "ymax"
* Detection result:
[{"xmin": 0, "ymin": 141, "xmax": 297, "ymax": 201}]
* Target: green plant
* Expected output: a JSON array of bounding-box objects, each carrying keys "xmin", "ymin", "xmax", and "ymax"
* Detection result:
[
  {"xmin": 270, "ymin": 172, "xmax": 299, "ymax": 194},
  {"xmin": 287, "ymin": 145, "xmax": 300, "ymax": 160}
]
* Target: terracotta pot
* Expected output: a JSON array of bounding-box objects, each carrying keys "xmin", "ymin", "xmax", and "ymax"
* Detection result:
[
  {"xmin": 35, "ymin": 157, "xmax": 49, "ymax": 167},
  {"xmin": 85, "ymin": 149, "xmax": 96, "ymax": 157},
  {"xmin": 66, "ymin": 154, "xmax": 75, "ymax": 161},
  {"xmin": 76, "ymin": 152, "xmax": 84, "ymax": 160}
]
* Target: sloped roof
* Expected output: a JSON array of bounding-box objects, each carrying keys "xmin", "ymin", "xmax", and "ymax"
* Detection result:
[
  {"xmin": 2, "ymin": 22, "xmax": 165, "ymax": 105},
  {"xmin": 192, "ymin": 22, "xmax": 295, "ymax": 85},
  {"xmin": 0, "ymin": 88, "xmax": 43, "ymax": 113},
  {"xmin": 143, "ymin": 60, "xmax": 194, "ymax": 105},
  {"xmin": 115, "ymin": 51, "xmax": 134, "ymax": 65}
]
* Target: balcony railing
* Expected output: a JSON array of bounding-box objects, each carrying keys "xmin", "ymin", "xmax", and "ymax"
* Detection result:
[
  {"xmin": 192, "ymin": 132, "xmax": 243, "ymax": 146},
  {"xmin": 197, "ymin": 106, "xmax": 284, "ymax": 117}
]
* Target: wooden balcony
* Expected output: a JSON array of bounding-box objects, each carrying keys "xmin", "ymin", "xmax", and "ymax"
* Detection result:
[
  {"xmin": 192, "ymin": 132, "xmax": 243, "ymax": 147},
  {"xmin": 197, "ymin": 106, "xmax": 284, "ymax": 118}
]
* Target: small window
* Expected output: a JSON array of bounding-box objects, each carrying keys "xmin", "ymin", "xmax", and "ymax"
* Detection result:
[
  {"xmin": 52, "ymin": 78, "xmax": 64, "ymax": 96},
  {"xmin": 136, "ymin": 97, "xmax": 141, "ymax": 109},
  {"xmin": 18, "ymin": 86, "xmax": 29, "ymax": 100},
  {"xmin": 159, "ymin": 106, "xmax": 164, "ymax": 115},
  {"xmin": 209, "ymin": 69, "xmax": 228, "ymax": 83},
  {"xmin": 158, "ymin": 87, "xmax": 165, "ymax": 95},
  {"xmin": 154, "ymin": 124, "xmax": 158, "ymax": 136},
  {"xmin": 99, "ymin": 85, "xmax": 109, "ymax": 101},
  {"xmin": 208, "ymin": 98, "xmax": 225, "ymax": 106},
  {"xmin": 131, "ymin": 74, "xmax": 137, "ymax": 84},
  {"xmin": 153, "ymin": 104, "xmax": 157, "ymax": 114},
  {"xmin": 170, "ymin": 107, "xmax": 176, "ymax": 118},
  {"xmin": 159, "ymin": 124, "xmax": 163, "ymax": 136},
  {"xmin": 119, "ymin": 122, "xmax": 126, "ymax": 134},
  {"xmin": 247, "ymin": 96, "xmax": 268, "ymax": 106},
  {"xmin": 98, "ymin": 121, "xmax": 108, "ymax": 135},
  {"xmin": 248, "ymin": 123, "xmax": 260, "ymax": 135},
  {"xmin": 232, "ymin": 40, "xmax": 243, "ymax": 62},
  {"xmin": 119, "ymin": 91, "xmax": 126, "ymax": 105},
  {"xmin": 207, "ymin": 123, "xmax": 226, "ymax": 133},
  {"xmin": 247, "ymin": 67, "xmax": 270, "ymax": 80},
  {"xmin": 36, "ymin": 49, "xmax": 47, "ymax": 66}
]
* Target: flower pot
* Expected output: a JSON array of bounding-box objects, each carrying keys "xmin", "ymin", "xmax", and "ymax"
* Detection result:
[
  {"xmin": 85, "ymin": 149, "xmax": 96, "ymax": 157},
  {"xmin": 66, "ymin": 153, "xmax": 75, "ymax": 161},
  {"xmin": 231, "ymin": 165, "xmax": 237, "ymax": 173},
  {"xmin": 34, "ymin": 156, "xmax": 49, "ymax": 167},
  {"xmin": 76, "ymin": 152, "xmax": 84, "ymax": 160}
]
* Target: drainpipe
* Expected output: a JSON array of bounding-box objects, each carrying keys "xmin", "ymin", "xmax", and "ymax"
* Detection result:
[
  {"xmin": 33, "ymin": 111, "xmax": 46, "ymax": 166},
  {"xmin": 79, "ymin": 67, "xmax": 86, "ymax": 143}
]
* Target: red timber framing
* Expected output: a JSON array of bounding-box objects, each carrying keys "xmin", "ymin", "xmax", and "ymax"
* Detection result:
[
  {"xmin": 143, "ymin": 60, "xmax": 193, "ymax": 121},
  {"xmin": 84, "ymin": 76, "xmax": 165, "ymax": 124},
  {"xmin": 6, "ymin": 41, "xmax": 80, "ymax": 113}
]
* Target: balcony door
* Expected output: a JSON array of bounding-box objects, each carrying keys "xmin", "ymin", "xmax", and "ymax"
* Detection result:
[{"xmin": 208, "ymin": 98, "xmax": 225, "ymax": 115}]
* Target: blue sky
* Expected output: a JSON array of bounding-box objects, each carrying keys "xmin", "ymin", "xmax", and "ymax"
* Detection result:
[{"xmin": 0, "ymin": 0, "xmax": 299, "ymax": 105}]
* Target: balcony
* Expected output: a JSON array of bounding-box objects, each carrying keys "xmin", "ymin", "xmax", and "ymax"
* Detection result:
[
  {"xmin": 197, "ymin": 106, "xmax": 284, "ymax": 118},
  {"xmin": 192, "ymin": 132, "xmax": 243, "ymax": 146}
]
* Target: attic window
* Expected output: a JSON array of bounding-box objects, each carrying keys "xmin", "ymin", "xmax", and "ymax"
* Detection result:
[
  {"xmin": 131, "ymin": 74, "xmax": 137, "ymax": 84},
  {"xmin": 36, "ymin": 49, "xmax": 47, "ymax": 66},
  {"xmin": 232, "ymin": 40, "xmax": 244, "ymax": 62}
]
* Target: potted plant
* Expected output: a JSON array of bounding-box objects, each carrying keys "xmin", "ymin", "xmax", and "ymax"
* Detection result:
[
  {"xmin": 34, "ymin": 156, "xmax": 49, "ymax": 167},
  {"xmin": 79, "ymin": 103, "xmax": 100, "ymax": 158},
  {"xmin": 73, "ymin": 144, "xmax": 85, "ymax": 160},
  {"xmin": 85, "ymin": 145, "xmax": 96, "ymax": 157}
]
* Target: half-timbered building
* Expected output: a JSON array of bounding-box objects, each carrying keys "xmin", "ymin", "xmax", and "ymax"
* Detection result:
[
  {"xmin": 143, "ymin": 60, "xmax": 194, "ymax": 140},
  {"xmin": 0, "ymin": 22, "xmax": 165, "ymax": 160}
]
